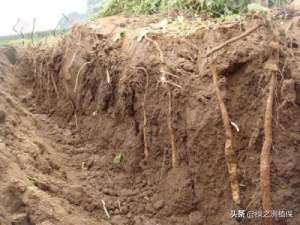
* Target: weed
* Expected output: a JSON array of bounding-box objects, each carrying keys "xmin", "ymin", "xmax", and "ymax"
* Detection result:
[
  {"xmin": 113, "ymin": 152, "xmax": 124, "ymax": 165},
  {"xmin": 93, "ymin": 0, "xmax": 289, "ymax": 18}
]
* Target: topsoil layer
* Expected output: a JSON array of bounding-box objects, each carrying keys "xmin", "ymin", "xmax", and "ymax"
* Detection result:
[{"xmin": 0, "ymin": 11, "xmax": 300, "ymax": 225}]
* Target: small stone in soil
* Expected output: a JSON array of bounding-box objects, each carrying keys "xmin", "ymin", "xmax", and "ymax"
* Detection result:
[
  {"xmin": 0, "ymin": 143, "xmax": 6, "ymax": 151},
  {"xmin": 153, "ymin": 200, "xmax": 164, "ymax": 210},
  {"xmin": 133, "ymin": 216, "xmax": 157, "ymax": 225},
  {"xmin": 189, "ymin": 211, "xmax": 205, "ymax": 225},
  {"xmin": 120, "ymin": 188, "xmax": 139, "ymax": 196},
  {"xmin": 11, "ymin": 213, "xmax": 31, "ymax": 225},
  {"xmin": 103, "ymin": 188, "xmax": 118, "ymax": 196},
  {"xmin": 145, "ymin": 203, "xmax": 154, "ymax": 213},
  {"xmin": 111, "ymin": 215, "xmax": 129, "ymax": 225},
  {"xmin": 38, "ymin": 221, "xmax": 54, "ymax": 225}
]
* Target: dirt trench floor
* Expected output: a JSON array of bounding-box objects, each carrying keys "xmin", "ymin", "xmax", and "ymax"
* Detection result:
[
  {"xmin": 0, "ymin": 13, "xmax": 300, "ymax": 225},
  {"xmin": 0, "ymin": 50, "xmax": 114, "ymax": 225}
]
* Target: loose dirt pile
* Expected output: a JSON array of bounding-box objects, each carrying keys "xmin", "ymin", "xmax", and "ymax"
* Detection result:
[{"xmin": 0, "ymin": 12, "xmax": 299, "ymax": 225}]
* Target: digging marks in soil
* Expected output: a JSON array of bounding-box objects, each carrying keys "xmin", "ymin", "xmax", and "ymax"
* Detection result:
[{"xmin": 0, "ymin": 54, "xmax": 109, "ymax": 225}]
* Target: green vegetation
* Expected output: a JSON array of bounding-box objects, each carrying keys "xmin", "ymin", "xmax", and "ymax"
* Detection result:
[
  {"xmin": 0, "ymin": 30, "xmax": 65, "ymax": 47},
  {"xmin": 113, "ymin": 152, "xmax": 124, "ymax": 165},
  {"xmin": 0, "ymin": 39, "xmax": 28, "ymax": 46},
  {"xmin": 94, "ymin": 0, "xmax": 289, "ymax": 18},
  {"xmin": 1, "ymin": 0, "xmax": 290, "ymax": 46}
]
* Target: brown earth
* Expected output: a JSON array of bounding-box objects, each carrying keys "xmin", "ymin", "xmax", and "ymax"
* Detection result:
[{"xmin": 0, "ymin": 12, "xmax": 300, "ymax": 225}]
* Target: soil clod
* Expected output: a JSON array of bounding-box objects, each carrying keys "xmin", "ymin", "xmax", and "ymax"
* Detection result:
[
  {"xmin": 11, "ymin": 213, "xmax": 32, "ymax": 225},
  {"xmin": 0, "ymin": 110, "xmax": 6, "ymax": 123}
]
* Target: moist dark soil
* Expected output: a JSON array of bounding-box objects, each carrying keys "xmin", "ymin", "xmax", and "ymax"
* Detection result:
[{"xmin": 0, "ymin": 12, "xmax": 300, "ymax": 225}]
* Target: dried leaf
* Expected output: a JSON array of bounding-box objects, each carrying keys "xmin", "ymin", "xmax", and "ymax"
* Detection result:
[
  {"xmin": 150, "ymin": 18, "xmax": 169, "ymax": 29},
  {"xmin": 112, "ymin": 30, "xmax": 126, "ymax": 42},
  {"xmin": 136, "ymin": 29, "xmax": 150, "ymax": 42}
]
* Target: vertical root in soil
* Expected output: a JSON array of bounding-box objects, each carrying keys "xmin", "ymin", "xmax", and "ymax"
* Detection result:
[
  {"xmin": 167, "ymin": 88, "xmax": 177, "ymax": 168},
  {"xmin": 46, "ymin": 71, "xmax": 51, "ymax": 99},
  {"xmin": 210, "ymin": 64, "xmax": 241, "ymax": 207},
  {"xmin": 260, "ymin": 43, "xmax": 279, "ymax": 225},
  {"xmin": 136, "ymin": 67, "xmax": 150, "ymax": 161},
  {"xmin": 50, "ymin": 72, "xmax": 59, "ymax": 98},
  {"xmin": 260, "ymin": 72, "xmax": 275, "ymax": 225},
  {"xmin": 146, "ymin": 36, "xmax": 178, "ymax": 167},
  {"xmin": 74, "ymin": 61, "xmax": 91, "ymax": 93},
  {"xmin": 74, "ymin": 113, "xmax": 79, "ymax": 129},
  {"xmin": 38, "ymin": 61, "xmax": 43, "ymax": 90}
]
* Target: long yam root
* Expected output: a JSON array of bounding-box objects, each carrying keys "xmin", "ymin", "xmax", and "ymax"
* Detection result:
[
  {"xmin": 260, "ymin": 72, "xmax": 276, "ymax": 225},
  {"xmin": 260, "ymin": 43, "xmax": 279, "ymax": 225},
  {"xmin": 136, "ymin": 67, "xmax": 150, "ymax": 161},
  {"xmin": 146, "ymin": 36, "xmax": 178, "ymax": 167},
  {"xmin": 167, "ymin": 88, "xmax": 177, "ymax": 168},
  {"xmin": 210, "ymin": 64, "xmax": 241, "ymax": 207}
]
